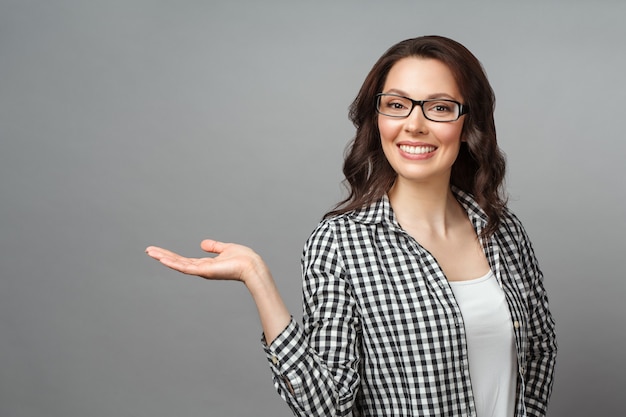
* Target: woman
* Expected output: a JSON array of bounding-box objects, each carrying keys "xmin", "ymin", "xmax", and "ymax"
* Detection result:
[{"xmin": 146, "ymin": 36, "xmax": 557, "ymax": 417}]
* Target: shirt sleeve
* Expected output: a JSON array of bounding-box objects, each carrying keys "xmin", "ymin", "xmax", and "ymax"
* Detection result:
[
  {"xmin": 517, "ymin": 222, "xmax": 557, "ymax": 417},
  {"xmin": 261, "ymin": 220, "xmax": 361, "ymax": 417}
]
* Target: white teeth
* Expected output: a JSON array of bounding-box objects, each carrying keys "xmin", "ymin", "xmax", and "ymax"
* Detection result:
[{"xmin": 399, "ymin": 145, "xmax": 436, "ymax": 155}]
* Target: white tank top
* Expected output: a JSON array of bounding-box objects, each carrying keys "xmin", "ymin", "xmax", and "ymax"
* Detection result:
[{"xmin": 449, "ymin": 270, "xmax": 517, "ymax": 417}]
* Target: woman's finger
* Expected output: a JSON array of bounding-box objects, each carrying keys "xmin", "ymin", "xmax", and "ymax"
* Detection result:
[
  {"xmin": 200, "ymin": 239, "xmax": 226, "ymax": 254},
  {"xmin": 157, "ymin": 254, "xmax": 207, "ymax": 276},
  {"xmin": 145, "ymin": 245, "xmax": 180, "ymax": 260}
]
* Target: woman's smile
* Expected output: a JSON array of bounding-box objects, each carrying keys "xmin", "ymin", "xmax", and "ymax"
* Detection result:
[{"xmin": 398, "ymin": 143, "xmax": 438, "ymax": 158}]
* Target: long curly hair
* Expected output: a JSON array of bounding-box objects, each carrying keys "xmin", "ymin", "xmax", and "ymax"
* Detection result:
[{"xmin": 326, "ymin": 36, "xmax": 507, "ymax": 238}]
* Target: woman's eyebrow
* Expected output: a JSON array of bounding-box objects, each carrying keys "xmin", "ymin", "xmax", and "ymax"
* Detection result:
[
  {"xmin": 425, "ymin": 93, "xmax": 458, "ymax": 100},
  {"xmin": 383, "ymin": 88, "xmax": 459, "ymax": 100}
]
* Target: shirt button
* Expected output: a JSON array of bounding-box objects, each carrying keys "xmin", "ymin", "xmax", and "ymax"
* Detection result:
[
  {"xmin": 513, "ymin": 320, "xmax": 521, "ymax": 329},
  {"xmin": 272, "ymin": 355, "xmax": 279, "ymax": 365},
  {"xmin": 520, "ymin": 367, "xmax": 525, "ymax": 375}
]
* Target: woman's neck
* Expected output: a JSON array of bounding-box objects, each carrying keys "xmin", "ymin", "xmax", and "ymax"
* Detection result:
[{"xmin": 388, "ymin": 177, "xmax": 464, "ymax": 237}]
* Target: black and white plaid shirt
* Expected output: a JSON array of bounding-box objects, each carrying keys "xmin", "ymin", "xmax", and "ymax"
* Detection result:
[{"xmin": 263, "ymin": 188, "xmax": 556, "ymax": 417}]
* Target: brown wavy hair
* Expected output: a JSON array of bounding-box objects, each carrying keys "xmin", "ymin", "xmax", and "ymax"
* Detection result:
[{"xmin": 326, "ymin": 35, "xmax": 507, "ymax": 238}]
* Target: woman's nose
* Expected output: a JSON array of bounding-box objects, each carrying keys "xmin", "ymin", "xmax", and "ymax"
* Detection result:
[{"xmin": 404, "ymin": 105, "xmax": 428, "ymax": 134}]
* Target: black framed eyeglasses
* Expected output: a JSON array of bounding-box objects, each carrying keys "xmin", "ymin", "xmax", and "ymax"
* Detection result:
[{"xmin": 376, "ymin": 93, "xmax": 469, "ymax": 122}]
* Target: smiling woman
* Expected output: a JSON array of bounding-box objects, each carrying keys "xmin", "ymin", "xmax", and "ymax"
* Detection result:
[{"xmin": 146, "ymin": 35, "xmax": 556, "ymax": 417}]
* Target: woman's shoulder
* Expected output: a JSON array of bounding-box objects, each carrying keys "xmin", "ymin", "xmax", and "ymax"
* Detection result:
[
  {"xmin": 496, "ymin": 205, "xmax": 534, "ymax": 245},
  {"xmin": 305, "ymin": 199, "xmax": 384, "ymax": 248},
  {"xmin": 305, "ymin": 211, "xmax": 358, "ymax": 245},
  {"xmin": 303, "ymin": 212, "xmax": 346, "ymax": 249}
]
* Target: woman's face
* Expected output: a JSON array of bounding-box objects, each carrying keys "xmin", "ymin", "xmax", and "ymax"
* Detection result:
[{"xmin": 378, "ymin": 57, "xmax": 465, "ymax": 188}]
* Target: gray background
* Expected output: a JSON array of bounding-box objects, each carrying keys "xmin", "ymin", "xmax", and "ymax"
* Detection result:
[{"xmin": 1, "ymin": 1, "xmax": 624, "ymax": 416}]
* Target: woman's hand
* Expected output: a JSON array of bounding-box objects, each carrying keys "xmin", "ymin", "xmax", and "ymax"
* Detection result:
[
  {"xmin": 146, "ymin": 239, "xmax": 291, "ymax": 343},
  {"xmin": 145, "ymin": 239, "xmax": 267, "ymax": 285}
]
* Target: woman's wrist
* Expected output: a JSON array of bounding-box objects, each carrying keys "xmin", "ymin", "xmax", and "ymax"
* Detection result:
[{"xmin": 240, "ymin": 253, "xmax": 272, "ymax": 291}]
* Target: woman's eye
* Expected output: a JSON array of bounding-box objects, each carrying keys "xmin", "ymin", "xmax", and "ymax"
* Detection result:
[
  {"xmin": 428, "ymin": 102, "xmax": 453, "ymax": 113},
  {"xmin": 388, "ymin": 101, "xmax": 406, "ymax": 109}
]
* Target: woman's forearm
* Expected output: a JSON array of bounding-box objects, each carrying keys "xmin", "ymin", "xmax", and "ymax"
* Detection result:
[{"xmin": 244, "ymin": 257, "xmax": 292, "ymax": 345}]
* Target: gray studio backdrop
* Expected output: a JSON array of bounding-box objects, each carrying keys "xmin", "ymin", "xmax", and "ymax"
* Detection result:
[{"xmin": 1, "ymin": 1, "xmax": 624, "ymax": 416}]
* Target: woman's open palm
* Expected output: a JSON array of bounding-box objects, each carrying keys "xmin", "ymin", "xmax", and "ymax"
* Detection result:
[{"xmin": 145, "ymin": 239, "xmax": 265, "ymax": 284}]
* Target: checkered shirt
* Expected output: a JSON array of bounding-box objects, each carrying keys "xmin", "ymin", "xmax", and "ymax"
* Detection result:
[{"xmin": 263, "ymin": 187, "xmax": 557, "ymax": 417}]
